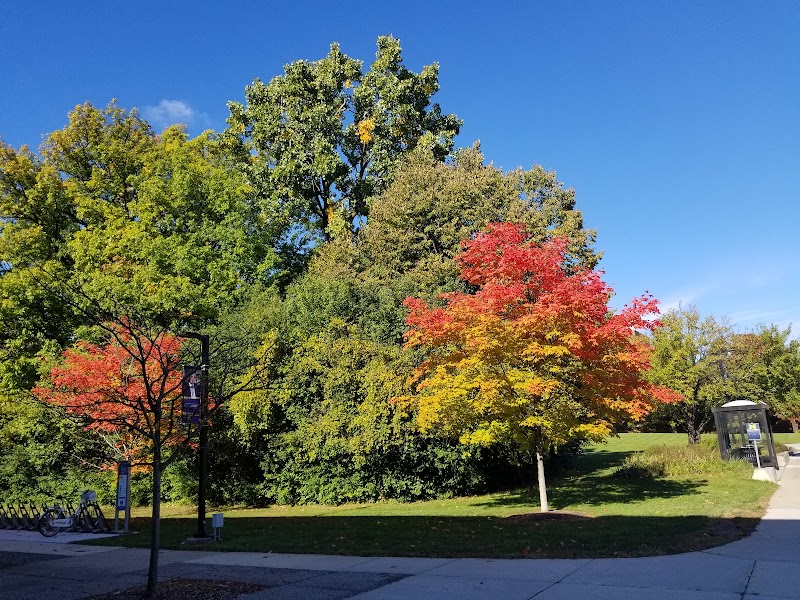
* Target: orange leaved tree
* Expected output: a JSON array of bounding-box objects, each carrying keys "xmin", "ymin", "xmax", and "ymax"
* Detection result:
[
  {"xmin": 36, "ymin": 330, "xmax": 185, "ymax": 459},
  {"xmin": 34, "ymin": 321, "xmax": 186, "ymax": 598},
  {"xmin": 402, "ymin": 223, "xmax": 675, "ymax": 512}
]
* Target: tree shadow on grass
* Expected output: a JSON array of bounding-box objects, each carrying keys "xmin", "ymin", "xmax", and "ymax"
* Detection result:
[
  {"xmin": 78, "ymin": 449, "xmax": 766, "ymax": 560},
  {"xmin": 474, "ymin": 449, "xmax": 705, "ymax": 510},
  {"xmin": 83, "ymin": 513, "xmax": 760, "ymax": 560},
  {"xmin": 472, "ymin": 475, "xmax": 705, "ymax": 511}
]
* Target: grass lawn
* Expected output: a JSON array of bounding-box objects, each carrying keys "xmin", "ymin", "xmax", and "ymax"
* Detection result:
[
  {"xmin": 83, "ymin": 433, "xmax": 777, "ymax": 559},
  {"xmin": 772, "ymin": 432, "xmax": 800, "ymax": 446}
]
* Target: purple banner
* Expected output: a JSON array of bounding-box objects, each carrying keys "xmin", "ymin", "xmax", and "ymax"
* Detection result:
[{"xmin": 182, "ymin": 365, "xmax": 201, "ymax": 424}]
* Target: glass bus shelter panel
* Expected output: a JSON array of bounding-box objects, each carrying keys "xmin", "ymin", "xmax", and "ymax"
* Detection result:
[
  {"xmin": 715, "ymin": 407, "xmax": 776, "ymax": 467},
  {"xmin": 723, "ymin": 412, "xmax": 746, "ymax": 451}
]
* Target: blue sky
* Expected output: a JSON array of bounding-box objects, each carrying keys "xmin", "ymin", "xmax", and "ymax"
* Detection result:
[{"xmin": 2, "ymin": 1, "xmax": 798, "ymax": 333}]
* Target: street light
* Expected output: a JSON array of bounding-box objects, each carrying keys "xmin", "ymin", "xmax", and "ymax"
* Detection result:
[{"xmin": 179, "ymin": 332, "xmax": 210, "ymax": 539}]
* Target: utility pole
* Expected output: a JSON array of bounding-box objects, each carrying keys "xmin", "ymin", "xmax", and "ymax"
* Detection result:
[{"xmin": 179, "ymin": 332, "xmax": 210, "ymax": 539}]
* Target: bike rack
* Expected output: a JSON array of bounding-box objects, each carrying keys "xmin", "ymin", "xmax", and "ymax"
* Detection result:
[
  {"xmin": 95, "ymin": 506, "xmax": 111, "ymax": 533},
  {"xmin": 30, "ymin": 502, "xmax": 45, "ymax": 528},
  {"xmin": 17, "ymin": 502, "xmax": 36, "ymax": 530},
  {"xmin": 0, "ymin": 493, "xmax": 113, "ymax": 535},
  {"xmin": 0, "ymin": 502, "xmax": 45, "ymax": 530},
  {"xmin": 6, "ymin": 504, "xmax": 22, "ymax": 529},
  {"xmin": 0, "ymin": 503, "xmax": 11, "ymax": 529}
]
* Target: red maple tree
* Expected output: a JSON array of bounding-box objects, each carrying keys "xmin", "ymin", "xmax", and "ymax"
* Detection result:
[
  {"xmin": 34, "ymin": 325, "xmax": 186, "ymax": 464},
  {"xmin": 402, "ymin": 222, "xmax": 677, "ymax": 511},
  {"xmin": 33, "ymin": 321, "xmax": 194, "ymax": 598}
]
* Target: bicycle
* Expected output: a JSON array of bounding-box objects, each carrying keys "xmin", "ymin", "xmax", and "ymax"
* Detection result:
[{"xmin": 38, "ymin": 490, "xmax": 107, "ymax": 537}]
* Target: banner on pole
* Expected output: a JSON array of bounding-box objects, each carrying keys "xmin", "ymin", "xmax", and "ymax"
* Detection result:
[{"xmin": 182, "ymin": 365, "xmax": 201, "ymax": 424}]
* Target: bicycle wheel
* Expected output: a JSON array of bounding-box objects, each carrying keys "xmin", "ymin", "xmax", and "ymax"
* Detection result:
[{"xmin": 38, "ymin": 508, "xmax": 63, "ymax": 537}]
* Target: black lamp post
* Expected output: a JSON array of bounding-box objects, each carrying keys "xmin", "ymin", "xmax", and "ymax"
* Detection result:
[{"xmin": 180, "ymin": 332, "xmax": 210, "ymax": 538}]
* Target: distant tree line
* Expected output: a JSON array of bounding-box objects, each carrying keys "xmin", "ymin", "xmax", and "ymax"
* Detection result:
[{"xmin": 645, "ymin": 306, "xmax": 800, "ymax": 442}]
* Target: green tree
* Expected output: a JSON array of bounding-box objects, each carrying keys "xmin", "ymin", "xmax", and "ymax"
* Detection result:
[
  {"xmin": 226, "ymin": 264, "xmax": 492, "ymax": 504},
  {"xmin": 3, "ymin": 101, "xmax": 277, "ymax": 344},
  {"xmin": 729, "ymin": 326, "xmax": 800, "ymax": 431},
  {"xmin": 0, "ymin": 101, "xmax": 278, "ymax": 511},
  {"xmin": 361, "ymin": 145, "xmax": 600, "ymax": 285},
  {"xmin": 226, "ymin": 36, "xmax": 461, "ymax": 249},
  {"xmin": 0, "ymin": 387, "xmax": 113, "ymax": 503},
  {"xmin": 63, "ymin": 121, "xmax": 275, "ymax": 324},
  {"xmin": 647, "ymin": 306, "xmax": 733, "ymax": 443},
  {"xmin": 0, "ymin": 140, "xmax": 78, "ymax": 390},
  {"xmin": 0, "ymin": 132, "xmax": 85, "ymax": 499}
]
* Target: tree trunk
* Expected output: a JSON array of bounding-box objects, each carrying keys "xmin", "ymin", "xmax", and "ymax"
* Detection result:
[
  {"xmin": 145, "ymin": 447, "xmax": 161, "ymax": 598},
  {"xmin": 686, "ymin": 419, "xmax": 697, "ymax": 444},
  {"xmin": 684, "ymin": 384, "xmax": 704, "ymax": 444},
  {"xmin": 535, "ymin": 450, "xmax": 549, "ymax": 513},
  {"xmin": 686, "ymin": 403, "xmax": 701, "ymax": 444},
  {"xmin": 792, "ymin": 419, "xmax": 799, "ymax": 434}
]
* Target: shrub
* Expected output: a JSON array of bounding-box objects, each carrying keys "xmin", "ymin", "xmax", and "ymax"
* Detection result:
[{"xmin": 614, "ymin": 443, "xmax": 751, "ymax": 478}]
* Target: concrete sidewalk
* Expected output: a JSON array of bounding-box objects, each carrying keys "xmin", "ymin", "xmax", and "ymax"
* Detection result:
[{"xmin": 3, "ymin": 460, "xmax": 800, "ymax": 600}]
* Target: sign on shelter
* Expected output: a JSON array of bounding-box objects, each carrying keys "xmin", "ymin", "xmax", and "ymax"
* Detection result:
[{"xmin": 747, "ymin": 422, "xmax": 762, "ymax": 442}]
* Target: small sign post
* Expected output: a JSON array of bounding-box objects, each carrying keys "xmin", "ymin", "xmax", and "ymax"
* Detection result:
[
  {"xmin": 747, "ymin": 423, "xmax": 762, "ymax": 468},
  {"xmin": 212, "ymin": 512, "xmax": 224, "ymax": 542},
  {"xmin": 115, "ymin": 460, "xmax": 131, "ymax": 533}
]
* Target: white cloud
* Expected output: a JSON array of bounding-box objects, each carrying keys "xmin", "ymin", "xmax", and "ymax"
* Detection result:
[
  {"xmin": 658, "ymin": 285, "xmax": 715, "ymax": 315},
  {"xmin": 728, "ymin": 308, "xmax": 788, "ymax": 323},
  {"xmin": 142, "ymin": 99, "xmax": 197, "ymax": 128},
  {"xmin": 658, "ymin": 297, "xmax": 689, "ymax": 315}
]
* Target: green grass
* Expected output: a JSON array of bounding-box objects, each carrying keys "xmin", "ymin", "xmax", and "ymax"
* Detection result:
[
  {"xmin": 772, "ymin": 433, "xmax": 800, "ymax": 452},
  {"xmin": 772, "ymin": 433, "xmax": 800, "ymax": 444},
  {"xmin": 84, "ymin": 433, "xmax": 776, "ymax": 559},
  {"xmin": 613, "ymin": 441, "xmax": 753, "ymax": 478}
]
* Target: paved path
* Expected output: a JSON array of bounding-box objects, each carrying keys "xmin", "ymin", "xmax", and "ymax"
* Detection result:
[{"xmin": 3, "ymin": 459, "xmax": 800, "ymax": 599}]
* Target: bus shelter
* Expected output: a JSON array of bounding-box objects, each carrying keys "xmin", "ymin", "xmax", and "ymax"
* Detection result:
[{"xmin": 712, "ymin": 400, "xmax": 778, "ymax": 468}]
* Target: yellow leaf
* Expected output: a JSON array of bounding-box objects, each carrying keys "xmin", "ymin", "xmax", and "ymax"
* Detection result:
[{"xmin": 357, "ymin": 117, "xmax": 376, "ymax": 144}]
